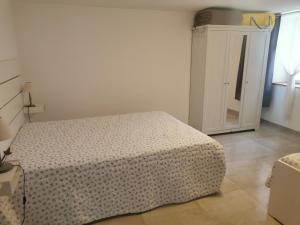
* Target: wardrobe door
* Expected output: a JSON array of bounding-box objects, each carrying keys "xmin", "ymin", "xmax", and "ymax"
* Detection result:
[
  {"xmin": 241, "ymin": 31, "xmax": 270, "ymax": 128},
  {"xmin": 189, "ymin": 30, "xmax": 207, "ymax": 131},
  {"xmin": 202, "ymin": 30, "xmax": 228, "ymax": 133},
  {"xmin": 224, "ymin": 31, "xmax": 249, "ymax": 129}
]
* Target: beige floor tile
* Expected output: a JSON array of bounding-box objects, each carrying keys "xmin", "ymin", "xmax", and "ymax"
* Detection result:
[
  {"xmin": 254, "ymin": 135, "xmax": 300, "ymax": 151},
  {"xmin": 143, "ymin": 212, "xmax": 182, "ymax": 225},
  {"xmin": 196, "ymin": 190, "xmax": 257, "ymax": 213},
  {"xmin": 255, "ymin": 125, "xmax": 283, "ymax": 137},
  {"xmin": 226, "ymin": 156, "xmax": 274, "ymax": 176},
  {"xmin": 142, "ymin": 201, "xmax": 221, "ymax": 225},
  {"xmin": 280, "ymin": 132, "xmax": 300, "ymax": 143},
  {"xmin": 227, "ymin": 167, "xmax": 272, "ymax": 188},
  {"xmin": 259, "ymin": 121, "xmax": 300, "ymax": 143},
  {"xmin": 220, "ymin": 177, "xmax": 241, "ymax": 193},
  {"xmin": 259, "ymin": 217, "xmax": 283, "ymax": 225},
  {"xmin": 95, "ymin": 214, "xmax": 145, "ymax": 225},
  {"xmin": 142, "ymin": 202, "xmax": 198, "ymax": 225},
  {"xmin": 176, "ymin": 206, "xmax": 223, "ymax": 225},
  {"xmin": 212, "ymin": 133, "xmax": 249, "ymax": 145},
  {"xmin": 235, "ymin": 129, "xmax": 275, "ymax": 140},
  {"xmin": 196, "ymin": 190, "xmax": 280, "ymax": 225},
  {"xmin": 244, "ymin": 186, "xmax": 270, "ymax": 209},
  {"xmin": 224, "ymin": 140, "xmax": 275, "ymax": 162}
]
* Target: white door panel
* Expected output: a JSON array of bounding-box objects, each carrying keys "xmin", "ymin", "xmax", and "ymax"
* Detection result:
[
  {"xmin": 242, "ymin": 32, "xmax": 269, "ymax": 127},
  {"xmin": 203, "ymin": 30, "xmax": 228, "ymax": 132},
  {"xmin": 224, "ymin": 31, "xmax": 249, "ymax": 129}
]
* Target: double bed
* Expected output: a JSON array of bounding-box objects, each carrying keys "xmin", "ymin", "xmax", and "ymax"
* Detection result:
[{"xmin": 0, "ymin": 111, "xmax": 225, "ymax": 225}]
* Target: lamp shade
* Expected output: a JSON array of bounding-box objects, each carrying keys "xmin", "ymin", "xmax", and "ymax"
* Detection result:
[
  {"xmin": 0, "ymin": 117, "xmax": 13, "ymax": 141},
  {"xmin": 22, "ymin": 82, "xmax": 33, "ymax": 93}
]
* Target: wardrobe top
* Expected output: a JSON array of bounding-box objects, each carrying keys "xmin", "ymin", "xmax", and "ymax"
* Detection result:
[{"xmin": 193, "ymin": 25, "xmax": 273, "ymax": 32}]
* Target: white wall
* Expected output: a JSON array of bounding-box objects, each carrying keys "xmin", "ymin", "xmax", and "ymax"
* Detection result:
[
  {"xmin": 262, "ymin": 85, "xmax": 300, "ymax": 132},
  {"xmin": 0, "ymin": 0, "xmax": 17, "ymax": 61},
  {"xmin": 13, "ymin": 2, "xmax": 193, "ymax": 122},
  {"xmin": 0, "ymin": 0, "xmax": 19, "ymax": 153}
]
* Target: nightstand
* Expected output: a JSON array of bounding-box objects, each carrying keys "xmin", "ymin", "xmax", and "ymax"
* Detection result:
[
  {"xmin": 0, "ymin": 161, "xmax": 21, "ymax": 197},
  {"xmin": 23, "ymin": 104, "xmax": 45, "ymax": 114}
]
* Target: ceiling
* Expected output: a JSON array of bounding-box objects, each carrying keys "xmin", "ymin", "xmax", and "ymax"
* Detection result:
[{"xmin": 14, "ymin": 0, "xmax": 300, "ymax": 13}]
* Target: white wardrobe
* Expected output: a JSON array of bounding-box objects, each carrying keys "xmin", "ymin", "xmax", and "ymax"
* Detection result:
[{"xmin": 189, "ymin": 25, "xmax": 271, "ymax": 135}]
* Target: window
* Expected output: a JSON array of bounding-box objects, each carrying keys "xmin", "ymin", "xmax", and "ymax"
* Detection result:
[{"xmin": 273, "ymin": 12, "xmax": 300, "ymax": 84}]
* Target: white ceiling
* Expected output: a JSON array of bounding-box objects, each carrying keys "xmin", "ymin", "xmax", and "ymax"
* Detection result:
[{"xmin": 14, "ymin": 0, "xmax": 300, "ymax": 13}]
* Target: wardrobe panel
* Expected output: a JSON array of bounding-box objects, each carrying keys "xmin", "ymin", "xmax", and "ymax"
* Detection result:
[
  {"xmin": 224, "ymin": 31, "xmax": 249, "ymax": 129},
  {"xmin": 189, "ymin": 30, "xmax": 207, "ymax": 130},
  {"xmin": 202, "ymin": 30, "xmax": 228, "ymax": 132},
  {"xmin": 241, "ymin": 31, "xmax": 269, "ymax": 128}
]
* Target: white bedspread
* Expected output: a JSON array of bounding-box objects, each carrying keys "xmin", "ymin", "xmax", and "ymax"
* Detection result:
[{"xmin": 0, "ymin": 111, "xmax": 225, "ymax": 225}]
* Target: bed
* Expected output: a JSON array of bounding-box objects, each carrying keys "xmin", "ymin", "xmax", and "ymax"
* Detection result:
[{"xmin": 0, "ymin": 111, "xmax": 225, "ymax": 225}]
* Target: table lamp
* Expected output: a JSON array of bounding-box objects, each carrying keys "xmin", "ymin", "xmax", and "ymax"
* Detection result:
[
  {"xmin": 0, "ymin": 117, "xmax": 13, "ymax": 173},
  {"xmin": 23, "ymin": 82, "xmax": 35, "ymax": 107}
]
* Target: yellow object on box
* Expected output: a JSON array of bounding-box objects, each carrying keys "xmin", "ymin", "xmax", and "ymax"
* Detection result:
[{"xmin": 242, "ymin": 13, "xmax": 275, "ymax": 28}]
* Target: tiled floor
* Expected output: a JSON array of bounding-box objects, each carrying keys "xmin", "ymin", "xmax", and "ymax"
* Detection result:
[{"xmin": 95, "ymin": 121, "xmax": 300, "ymax": 225}]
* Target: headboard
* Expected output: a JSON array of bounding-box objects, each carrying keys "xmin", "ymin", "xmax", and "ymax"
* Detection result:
[{"xmin": 0, "ymin": 58, "xmax": 25, "ymax": 151}]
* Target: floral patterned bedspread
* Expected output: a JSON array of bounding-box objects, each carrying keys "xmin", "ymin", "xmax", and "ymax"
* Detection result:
[{"xmin": 0, "ymin": 111, "xmax": 225, "ymax": 225}]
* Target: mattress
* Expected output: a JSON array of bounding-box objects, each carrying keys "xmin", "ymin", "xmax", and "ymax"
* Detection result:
[{"xmin": 0, "ymin": 111, "xmax": 225, "ymax": 225}]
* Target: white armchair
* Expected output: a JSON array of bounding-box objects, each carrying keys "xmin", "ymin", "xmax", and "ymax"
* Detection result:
[{"xmin": 268, "ymin": 153, "xmax": 300, "ymax": 225}]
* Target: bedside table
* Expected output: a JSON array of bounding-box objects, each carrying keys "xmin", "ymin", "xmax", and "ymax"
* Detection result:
[
  {"xmin": 0, "ymin": 161, "xmax": 21, "ymax": 197},
  {"xmin": 23, "ymin": 104, "xmax": 45, "ymax": 114},
  {"xmin": 24, "ymin": 104, "xmax": 45, "ymax": 122}
]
